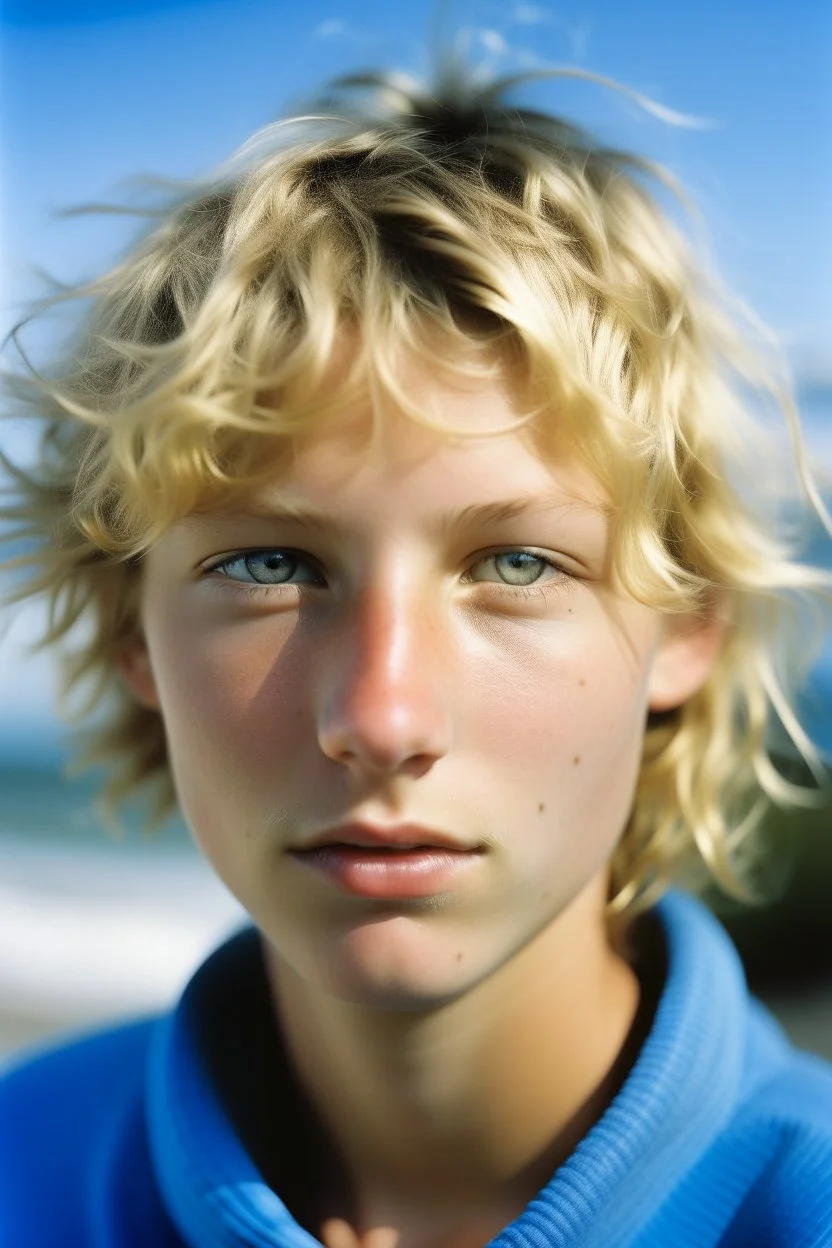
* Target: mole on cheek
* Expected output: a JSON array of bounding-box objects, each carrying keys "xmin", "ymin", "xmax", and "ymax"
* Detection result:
[
  {"xmin": 572, "ymin": 755, "xmax": 581, "ymax": 765},
  {"xmin": 538, "ymin": 802, "xmax": 546, "ymax": 813},
  {"xmin": 578, "ymin": 678, "xmax": 586, "ymax": 688}
]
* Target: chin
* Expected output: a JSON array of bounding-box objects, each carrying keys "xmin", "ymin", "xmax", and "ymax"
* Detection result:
[
  {"xmin": 320, "ymin": 977, "xmax": 470, "ymax": 1012},
  {"xmin": 287, "ymin": 912, "xmax": 499, "ymax": 1010}
]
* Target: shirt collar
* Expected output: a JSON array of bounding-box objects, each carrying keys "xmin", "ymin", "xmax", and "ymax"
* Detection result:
[{"xmin": 146, "ymin": 891, "xmax": 750, "ymax": 1248}]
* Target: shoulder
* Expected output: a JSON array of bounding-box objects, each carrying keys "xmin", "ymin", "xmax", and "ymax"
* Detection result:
[
  {"xmin": 0, "ymin": 1018, "xmax": 175, "ymax": 1248},
  {"xmin": 640, "ymin": 896, "xmax": 832, "ymax": 1246},
  {"xmin": 752, "ymin": 1044, "xmax": 832, "ymax": 1189},
  {"xmin": 1, "ymin": 1016, "xmax": 156, "ymax": 1144},
  {"xmin": 739, "ymin": 996, "xmax": 832, "ymax": 1147},
  {"xmin": 720, "ymin": 1028, "xmax": 832, "ymax": 1247}
]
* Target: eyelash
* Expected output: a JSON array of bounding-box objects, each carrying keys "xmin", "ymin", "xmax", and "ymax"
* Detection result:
[{"xmin": 202, "ymin": 548, "xmax": 578, "ymax": 602}]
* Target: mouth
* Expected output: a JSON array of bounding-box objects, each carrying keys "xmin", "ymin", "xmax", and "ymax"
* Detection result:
[
  {"xmin": 296, "ymin": 821, "xmax": 480, "ymax": 853},
  {"xmin": 289, "ymin": 822, "xmax": 485, "ymax": 899}
]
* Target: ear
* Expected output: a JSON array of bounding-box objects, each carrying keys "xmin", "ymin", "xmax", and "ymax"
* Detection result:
[
  {"xmin": 115, "ymin": 636, "xmax": 161, "ymax": 711},
  {"xmin": 647, "ymin": 598, "xmax": 728, "ymax": 713}
]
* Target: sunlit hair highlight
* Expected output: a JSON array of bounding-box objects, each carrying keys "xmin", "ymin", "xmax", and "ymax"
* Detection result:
[{"xmin": 2, "ymin": 57, "xmax": 831, "ymax": 937}]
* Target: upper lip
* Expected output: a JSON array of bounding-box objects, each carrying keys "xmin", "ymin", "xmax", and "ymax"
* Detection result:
[{"xmin": 296, "ymin": 821, "xmax": 479, "ymax": 852}]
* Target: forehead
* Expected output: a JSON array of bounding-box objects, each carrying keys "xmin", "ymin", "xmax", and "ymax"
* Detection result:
[
  {"xmin": 244, "ymin": 351, "xmax": 610, "ymax": 523},
  {"xmin": 295, "ymin": 417, "xmax": 601, "ymax": 508},
  {"xmin": 180, "ymin": 326, "xmax": 616, "ymax": 543}
]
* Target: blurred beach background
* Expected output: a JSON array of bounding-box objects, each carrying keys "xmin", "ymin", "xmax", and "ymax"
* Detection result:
[{"xmin": 1, "ymin": 0, "xmax": 830, "ymax": 1069}]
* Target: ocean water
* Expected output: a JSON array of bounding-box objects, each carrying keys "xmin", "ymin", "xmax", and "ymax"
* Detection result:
[{"xmin": 0, "ymin": 767, "xmax": 245, "ymax": 1064}]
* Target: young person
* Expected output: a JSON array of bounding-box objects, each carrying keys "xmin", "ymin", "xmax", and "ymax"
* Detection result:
[{"xmin": 1, "ymin": 51, "xmax": 831, "ymax": 1248}]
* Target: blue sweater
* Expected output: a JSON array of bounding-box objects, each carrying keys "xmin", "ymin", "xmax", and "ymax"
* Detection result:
[{"xmin": 2, "ymin": 890, "xmax": 831, "ymax": 1247}]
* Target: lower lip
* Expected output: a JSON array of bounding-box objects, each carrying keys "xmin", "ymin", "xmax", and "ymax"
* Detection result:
[{"xmin": 289, "ymin": 846, "xmax": 482, "ymax": 899}]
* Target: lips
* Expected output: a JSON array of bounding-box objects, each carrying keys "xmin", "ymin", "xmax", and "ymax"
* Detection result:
[
  {"xmin": 296, "ymin": 821, "xmax": 479, "ymax": 853},
  {"xmin": 288, "ymin": 823, "xmax": 484, "ymax": 899}
]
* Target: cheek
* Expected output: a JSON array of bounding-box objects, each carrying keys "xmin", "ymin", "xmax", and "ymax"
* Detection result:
[
  {"xmin": 463, "ymin": 623, "xmax": 651, "ymax": 864},
  {"xmin": 147, "ymin": 613, "xmax": 309, "ymax": 820},
  {"xmin": 466, "ymin": 621, "xmax": 649, "ymax": 779}
]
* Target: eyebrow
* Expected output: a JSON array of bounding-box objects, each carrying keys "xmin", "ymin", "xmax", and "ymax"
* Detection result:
[{"xmin": 207, "ymin": 495, "xmax": 609, "ymax": 536}]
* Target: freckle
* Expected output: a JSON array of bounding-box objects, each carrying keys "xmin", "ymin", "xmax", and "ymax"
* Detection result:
[
  {"xmin": 578, "ymin": 678, "xmax": 586, "ymax": 687},
  {"xmin": 456, "ymin": 952, "xmax": 463, "ymax": 962},
  {"xmin": 538, "ymin": 802, "xmax": 545, "ymax": 813},
  {"xmin": 573, "ymin": 755, "xmax": 581, "ymax": 765}
]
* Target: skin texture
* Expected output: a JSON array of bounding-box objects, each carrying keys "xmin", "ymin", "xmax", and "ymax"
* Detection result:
[{"xmin": 121, "ymin": 353, "xmax": 724, "ymax": 1246}]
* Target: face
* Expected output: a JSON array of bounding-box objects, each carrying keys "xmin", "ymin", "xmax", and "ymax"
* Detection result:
[{"xmin": 126, "ymin": 354, "xmax": 720, "ymax": 1008}]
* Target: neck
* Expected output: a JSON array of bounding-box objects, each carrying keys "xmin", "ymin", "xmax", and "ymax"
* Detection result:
[{"xmin": 263, "ymin": 876, "xmax": 644, "ymax": 1232}]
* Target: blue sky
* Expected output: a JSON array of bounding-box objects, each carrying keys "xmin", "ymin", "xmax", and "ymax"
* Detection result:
[{"xmin": 1, "ymin": 0, "xmax": 830, "ymax": 383}]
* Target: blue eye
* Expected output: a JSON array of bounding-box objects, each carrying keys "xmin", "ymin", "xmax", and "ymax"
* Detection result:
[
  {"xmin": 470, "ymin": 551, "xmax": 558, "ymax": 587},
  {"xmin": 205, "ymin": 547, "xmax": 570, "ymax": 598},
  {"xmin": 210, "ymin": 550, "xmax": 322, "ymax": 586}
]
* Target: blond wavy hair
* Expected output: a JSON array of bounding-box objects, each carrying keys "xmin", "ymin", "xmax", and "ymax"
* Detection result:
[{"xmin": 2, "ymin": 58, "xmax": 831, "ymax": 929}]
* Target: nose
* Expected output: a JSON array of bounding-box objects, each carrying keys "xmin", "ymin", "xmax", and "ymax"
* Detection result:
[{"xmin": 316, "ymin": 579, "xmax": 454, "ymax": 780}]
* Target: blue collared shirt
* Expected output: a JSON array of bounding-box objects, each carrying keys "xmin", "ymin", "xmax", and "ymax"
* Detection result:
[{"xmin": 2, "ymin": 891, "xmax": 832, "ymax": 1247}]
